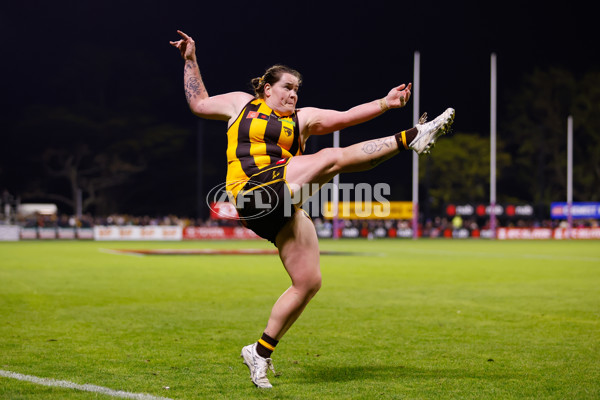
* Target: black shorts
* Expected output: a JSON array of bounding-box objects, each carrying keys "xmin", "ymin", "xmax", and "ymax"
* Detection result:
[{"xmin": 235, "ymin": 159, "xmax": 298, "ymax": 244}]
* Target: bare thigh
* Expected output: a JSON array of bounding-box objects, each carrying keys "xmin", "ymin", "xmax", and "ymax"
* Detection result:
[
  {"xmin": 286, "ymin": 135, "xmax": 398, "ymax": 197},
  {"xmin": 276, "ymin": 209, "xmax": 321, "ymax": 288},
  {"xmin": 285, "ymin": 148, "xmax": 343, "ymax": 203}
]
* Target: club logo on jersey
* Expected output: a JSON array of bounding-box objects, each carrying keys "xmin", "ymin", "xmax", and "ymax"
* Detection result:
[{"xmin": 283, "ymin": 127, "xmax": 293, "ymax": 137}]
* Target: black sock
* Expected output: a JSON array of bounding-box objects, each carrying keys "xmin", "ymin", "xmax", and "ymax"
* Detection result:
[
  {"xmin": 256, "ymin": 332, "xmax": 278, "ymax": 358},
  {"xmin": 394, "ymin": 127, "xmax": 418, "ymax": 150}
]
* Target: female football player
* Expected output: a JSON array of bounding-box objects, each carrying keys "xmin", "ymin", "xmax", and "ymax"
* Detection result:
[{"xmin": 171, "ymin": 30, "xmax": 454, "ymax": 388}]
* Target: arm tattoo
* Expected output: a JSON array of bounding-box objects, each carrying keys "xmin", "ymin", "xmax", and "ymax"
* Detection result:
[
  {"xmin": 361, "ymin": 137, "xmax": 394, "ymax": 154},
  {"xmin": 183, "ymin": 60, "xmax": 206, "ymax": 103},
  {"xmin": 185, "ymin": 77, "xmax": 202, "ymax": 102}
]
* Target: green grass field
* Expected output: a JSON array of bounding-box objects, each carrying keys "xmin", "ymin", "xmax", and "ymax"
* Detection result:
[{"xmin": 1, "ymin": 239, "xmax": 599, "ymax": 399}]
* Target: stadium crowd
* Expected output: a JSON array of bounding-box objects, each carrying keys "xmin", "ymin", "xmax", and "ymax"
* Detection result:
[
  {"xmin": 2, "ymin": 190, "xmax": 598, "ymax": 238},
  {"xmin": 4, "ymin": 210, "xmax": 598, "ymax": 237}
]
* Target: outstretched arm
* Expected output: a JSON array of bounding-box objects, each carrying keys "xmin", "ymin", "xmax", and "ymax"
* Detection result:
[
  {"xmin": 299, "ymin": 83, "xmax": 412, "ymax": 136},
  {"xmin": 170, "ymin": 30, "xmax": 251, "ymax": 121}
]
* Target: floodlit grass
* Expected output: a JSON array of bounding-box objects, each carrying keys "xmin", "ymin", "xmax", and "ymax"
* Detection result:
[{"xmin": 0, "ymin": 239, "xmax": 599, "ymax": 399}]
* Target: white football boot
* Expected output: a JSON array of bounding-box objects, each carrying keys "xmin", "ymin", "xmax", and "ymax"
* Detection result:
[
  {"xmin": 409, "ymin": 108, "xmax": 455, "ymax": 154},
  {"xmin": 241, "ymin": 343, "xmax": 276, "ymax": 389}
]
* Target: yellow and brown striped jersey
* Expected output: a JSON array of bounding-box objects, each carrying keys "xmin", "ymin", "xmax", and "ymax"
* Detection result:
[{"xmin": 226, "ymin": 98, "xmax": 303, "ymax": 197}]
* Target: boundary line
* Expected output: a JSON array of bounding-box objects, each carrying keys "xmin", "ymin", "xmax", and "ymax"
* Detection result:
[{"xmin": 0, "ymin": 370, "xmax": 173, "ymax": 400}]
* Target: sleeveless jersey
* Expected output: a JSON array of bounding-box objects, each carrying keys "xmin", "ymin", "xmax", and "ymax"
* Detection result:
[{"xmin": 226, "ymin": 98, "xmax": 303, "ymax": 197}]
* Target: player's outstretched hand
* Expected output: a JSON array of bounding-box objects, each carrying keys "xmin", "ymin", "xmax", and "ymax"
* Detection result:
[
  {"xmin": 170, "ymin": 30, "xmax": 196, "ymax": 61},
  {"xmin": 385, "ymin": 83, "xmax": 412, "ymax": 108}
]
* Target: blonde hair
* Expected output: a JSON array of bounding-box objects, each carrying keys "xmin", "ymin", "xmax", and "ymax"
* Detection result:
[{"xmin": 251, "ymin": 65, "xmax": 302, "ymax": 98}]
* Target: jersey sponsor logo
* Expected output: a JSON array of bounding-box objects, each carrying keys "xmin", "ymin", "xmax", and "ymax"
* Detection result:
[
  {"xmin": 278, "ymin": 118, "xmax": 296, "ymax": 127},
  {"xmin": 247, "ymin": 111, "xmax": 270, "ymax": 120}
]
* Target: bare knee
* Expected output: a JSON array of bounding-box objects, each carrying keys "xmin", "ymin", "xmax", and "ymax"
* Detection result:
[
  {"xmin": 295, "ymin": 271, "xmax": 322, "ymax": 300},
  {"xmin": 308, "ymin": 272, "xmax": 322, "ymax": 296},
  {"xmin": 316, "ymin": 147, "xmax": 344, "ymax": 175}
]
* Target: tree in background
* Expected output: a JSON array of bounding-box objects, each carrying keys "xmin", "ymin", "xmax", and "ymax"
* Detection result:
[
  {"xmin": 422, "ymin": 68, "xmax": 600, "ymax": 217},
  {"xmin": 572, "ymin": 71, "xmax": 600, "ymax": 200},
  {"xmin": 9, "ymin": 103, "xmax": 193, "ymax": 215},
  {"xmin": 503, "ymin": 68, "xmax": 600, "ymax": 205},
  {"xmin": 420, "ymin": 132, "xmax": 511, "ymax": 211},
  {"xmin": 2, "ymin": 47, "xmax": 198, "ymax": 216}
]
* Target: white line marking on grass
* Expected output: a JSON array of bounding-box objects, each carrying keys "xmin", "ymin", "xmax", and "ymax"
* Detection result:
[{"xmin": 0, "ymin": 370, "xmax": 173, "ymax": 400}]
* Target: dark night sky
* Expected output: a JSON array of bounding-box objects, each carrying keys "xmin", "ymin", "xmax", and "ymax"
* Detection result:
[
  {"xmin": 1, "ymin": 1, "xmax": 597, "ymax": 211},
  {"xmin": 3, "ymin": 1, "xmax": 596, "ymax": 128}
]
